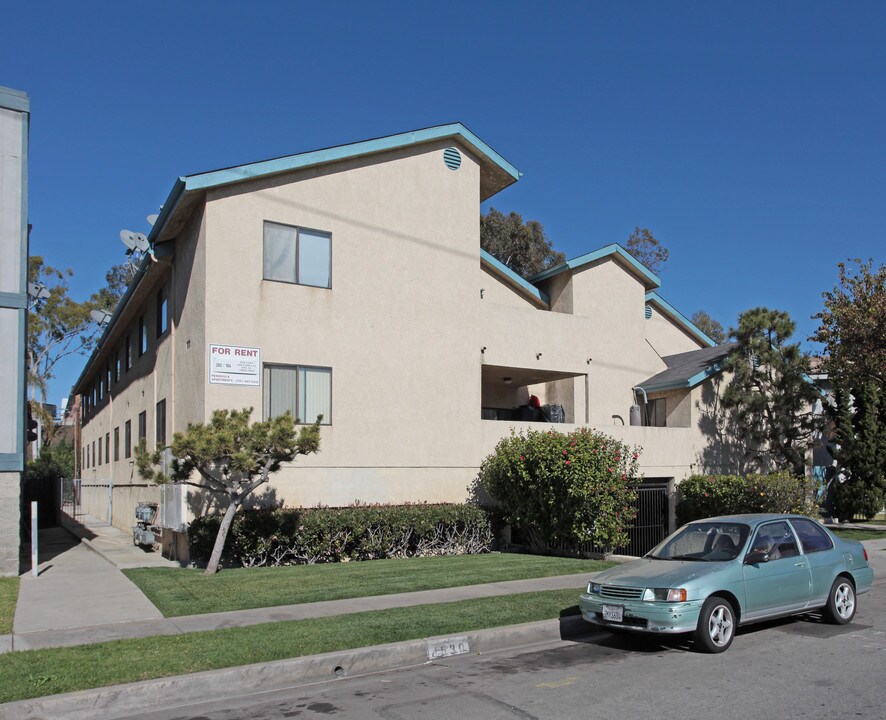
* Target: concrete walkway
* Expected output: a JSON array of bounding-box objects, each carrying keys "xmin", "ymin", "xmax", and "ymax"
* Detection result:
[{"xmin": 4, "ymin": 514, "xmax": 594, "ymax": 652}]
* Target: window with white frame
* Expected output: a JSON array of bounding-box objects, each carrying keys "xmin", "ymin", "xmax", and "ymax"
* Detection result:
[
  {"xmin": 263, "ymin": 221, "xmax": 331, "ymax": 289},
  {"xmin": 263, "ymin": 364, "xmax": 331, "ymax": 424}
]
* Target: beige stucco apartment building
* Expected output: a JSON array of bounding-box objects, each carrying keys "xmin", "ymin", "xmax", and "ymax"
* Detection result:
[{"xmin": 72, "ymin": 124, "xmax": 735, "ymax": 549}]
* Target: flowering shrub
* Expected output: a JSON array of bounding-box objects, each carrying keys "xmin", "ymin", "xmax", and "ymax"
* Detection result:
[
  {"xmin": 676, "ymin": 472, "xmax": 819, "ymax": 525},
  {"xmin": 477, "ymin": 428, "xmax": 640, "ymax": 553},
  {"xmin": 188, "ymin": 503, "xmax": 493, "ymax": 567}
]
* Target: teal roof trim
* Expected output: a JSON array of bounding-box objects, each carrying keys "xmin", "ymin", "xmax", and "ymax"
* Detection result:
[
  {"xmin": 481, "ymin": 250, "xmax": 550, "ymax": 306},
  {"xmin": 641, "ymin": 363, "xmax": 725, "ymax": 393},
  {"xmin": 0, "ymin": 86, "xmax": 30, "ymax": 113},
  {"xmin": 528, "ymin": 243, "xmax": 661, "ymax": 289},
  {"xmin": 645, "ymin": 291, "xmax": 716, "ymax": 347},
  {"xmin": 184, "ymin": 123, "xmax": 520, "ymax": 193}
]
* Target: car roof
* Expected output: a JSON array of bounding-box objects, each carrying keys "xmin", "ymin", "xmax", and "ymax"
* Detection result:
[{"xmin": 689, "ymin": 513, "xmax": 813, "ymax": 528}]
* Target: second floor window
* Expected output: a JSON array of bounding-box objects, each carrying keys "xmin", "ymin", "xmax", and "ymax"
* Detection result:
[
  {"xmin": 156, "ymin": 286, "xmax": 169, "ymax": 337},
  {"xmin": 138, "ymin": 411, "xmax": 147, "ymax": 443},
  {"xmin": 263, "ymin": 221, "xmax": 331, "ymax": 289},
  {"xmin": 124, "ymin": 420, "xmax": 132, "ymax": 459},
  {"xmin": 139, "ymin": 315, "xmax": 148, "ymax": 356}
]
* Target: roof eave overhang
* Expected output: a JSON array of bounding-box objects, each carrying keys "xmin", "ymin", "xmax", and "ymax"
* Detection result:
[
  {"xmin": 71, "ymin": 180, "xmax": 185, "ymax": 395},
  {"xmin": 639, "ymin": 362, "xmax": 725, "ymax": 394},
  {"xmin": 528, "ymin": 244, "xmax": 661, "ymax": 290},
  {"xmin": 481, "ymin": 250, "xmax": 550, "ymax": 308},
  {"xmin": 183, "ymin": 123, "xmax": 520, "ymax": 201},
  {"xmin": 645, "ymin": 291, "xmax": 716, "ymax": 347}
]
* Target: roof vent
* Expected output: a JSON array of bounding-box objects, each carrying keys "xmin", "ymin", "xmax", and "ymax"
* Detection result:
[
  {"xmin": 443, "ymin": 147, "xmax": 461, "ymax": 170},
  {"xmin": 645, "ymin": 304, "xmax": 652, "ymax": 320}
]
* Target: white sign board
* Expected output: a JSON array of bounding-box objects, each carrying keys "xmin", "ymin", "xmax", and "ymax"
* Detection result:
[{"xmin": 209, "ymin": 344, "xmax": 261, "ymax": 386}]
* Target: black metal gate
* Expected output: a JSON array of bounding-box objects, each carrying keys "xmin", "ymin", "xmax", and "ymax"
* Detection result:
[
  {"xmin": 621, "ymin": 483, "xmax": 669, "ymax": 556},
  {"xmin": 580, "ymin": 482, "xmax": 670, "ymax": 557}
]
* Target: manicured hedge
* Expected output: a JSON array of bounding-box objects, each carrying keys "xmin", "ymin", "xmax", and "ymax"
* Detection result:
[
  {"xmin": 676, "ymin": 472, "xmax": 819, "ymax": 525},
  {"xmin": 189, "ymin": 503, "xmax": 493, "ymax": 567},
  {"xmin": 478, "ymin": 427, "xmax": 640, "ymax": 553}
]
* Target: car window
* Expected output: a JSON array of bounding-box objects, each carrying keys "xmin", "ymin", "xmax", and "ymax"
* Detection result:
[
  {"xmin": 749, "ymin": 521, "xmax": 799, "ymax": 561},
  {"xmin": 648, "ymin": 522, "xmax": 749, "ymax": 561},
  {"xmin": 790, "ymin": 518, "xmax": 833, "ymax": 554}
]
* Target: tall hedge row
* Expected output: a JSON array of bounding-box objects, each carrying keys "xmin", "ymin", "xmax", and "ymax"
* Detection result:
[
  {"xmin": 677, "ymin": 472, "xmax": 819, "ymax": 525},
  {"xmin": 188, "ymin": 503, "xmax": 493, "ymax": 568}
]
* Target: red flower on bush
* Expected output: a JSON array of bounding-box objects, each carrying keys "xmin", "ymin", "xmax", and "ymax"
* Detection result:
[{"xmin": 565, "ymin": 460, "xmax": 571, "ymax": 466}]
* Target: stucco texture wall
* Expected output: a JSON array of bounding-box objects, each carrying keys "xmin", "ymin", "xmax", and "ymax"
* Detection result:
[{"xmin": 202, "ymin": 140, "xmax": 485, "ymax": 506}]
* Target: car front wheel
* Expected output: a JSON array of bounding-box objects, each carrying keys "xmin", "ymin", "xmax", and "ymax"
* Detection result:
[
  {"xmin": 823, "ymin": 577, "xmax": 856, "ymax": 625},
  {"xmin": 695, "ymin": 596, "xmax": 735, "ymax": 653}
]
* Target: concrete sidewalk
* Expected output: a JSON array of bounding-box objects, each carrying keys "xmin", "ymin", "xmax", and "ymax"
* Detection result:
[{"xmin": 5, "ymin": 514, "xmax": 594, "ymax": 652}]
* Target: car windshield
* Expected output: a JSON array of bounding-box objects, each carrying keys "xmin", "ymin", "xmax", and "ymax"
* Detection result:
[{"xmin": 646, "ymin": 522, "xmax": 750, "ymax": 562}]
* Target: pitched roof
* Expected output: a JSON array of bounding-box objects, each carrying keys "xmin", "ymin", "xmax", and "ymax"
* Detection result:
[
  {"xmin": 527, "ymin": 243, "xmax": 661, "ymax": 290},
  {"xmin": 73, "ymin": 124, "xmax": 519, "ymax": 393},
  {"xmin": 480, "ymin": 250, "xmax": 550, "ymax": 307},
  {"xmin": 645, "ymin": 291, "xmax": 716, "ymax": 347},
  {"xmin": 638, "ymin": 343, "xmax": 737, "ymax": 393}
]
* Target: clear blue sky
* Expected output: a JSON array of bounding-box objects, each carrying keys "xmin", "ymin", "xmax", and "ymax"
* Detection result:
[{"xmin": 5, "ymin": 1, "xmax": 884, "ymax": 408}]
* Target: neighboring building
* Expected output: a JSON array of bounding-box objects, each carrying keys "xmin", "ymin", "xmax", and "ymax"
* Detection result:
[
  {"xmin": 72, "ymin": 123, "xmax": 737, "ymax": 551},
  {"xmin": 0, "ymin": 87, "xmax": 29, "ymax": 576}
]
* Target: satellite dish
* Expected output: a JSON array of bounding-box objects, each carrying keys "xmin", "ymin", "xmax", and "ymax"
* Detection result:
[
  {"xmin": 120, "ymin": 230, "xmax": 151, "ymax": 253},
  {"xmin": 27, "ymin": 282, "xmax": 50, "ymax": 300},
  {"xmin": 90, "ymin": 309, "xmax": 112, "ymax": 326},
  {"xmin": 146, "ymin": 214, "xmax": 159, "ymax": 226}
]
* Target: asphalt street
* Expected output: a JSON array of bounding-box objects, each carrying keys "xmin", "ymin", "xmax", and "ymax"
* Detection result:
[{"xmin": 115, "ymin": 543, "xmax": 886, "ymax": 720}]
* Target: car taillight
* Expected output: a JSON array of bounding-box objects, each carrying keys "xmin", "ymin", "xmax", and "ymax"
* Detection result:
[{"xmin": 864, "ymin": 548, "xmax": 869, "ymax": 562}]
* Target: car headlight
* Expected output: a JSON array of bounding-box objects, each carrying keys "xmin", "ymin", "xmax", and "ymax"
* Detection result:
[
  {"xmin": 642, "ymin": 588, "xmax": 687, "ymax": 602},
  {"xmin": 588, "ymin": 581, "xmax": 602, "ymax": 594}
]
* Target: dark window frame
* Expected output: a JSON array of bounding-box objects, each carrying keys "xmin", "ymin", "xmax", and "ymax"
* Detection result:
[
  {"xmin": 124, "ymin": 420, "xmax": 132, "ymax": 459},
  {"xmin": 156, "ymin": 286, "xmax": 169, "ymax": 338},
  {"xmin": 156, "ymin": 399, "xmax": 167, "ymax": 447},
  {"xmin": 113, "ymin": 427, "xmax": 120, "ymax": 462},
  {"xmin": 262, "ymin": 220, "xmax": 332, "ymax": 289}
]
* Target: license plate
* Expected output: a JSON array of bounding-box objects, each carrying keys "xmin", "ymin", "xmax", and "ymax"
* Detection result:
[{"xmin": 602, "ymin": 604, "xmax": 624, "ymax": 622}]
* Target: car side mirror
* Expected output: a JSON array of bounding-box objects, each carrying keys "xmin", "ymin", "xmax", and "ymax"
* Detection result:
[{"xmin": 745, "ymin": 551, "xmax": 769, "ymax": 565}]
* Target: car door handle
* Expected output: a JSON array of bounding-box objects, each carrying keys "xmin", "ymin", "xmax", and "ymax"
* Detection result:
[{"xmin": 794, "ymin": 562, "xmax": 806, "ymax": 567}]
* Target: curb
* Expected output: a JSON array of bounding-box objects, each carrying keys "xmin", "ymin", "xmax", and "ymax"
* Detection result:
[{"xmin": 0, "ymin": 615, "xmax": 594, "ymax": 720}]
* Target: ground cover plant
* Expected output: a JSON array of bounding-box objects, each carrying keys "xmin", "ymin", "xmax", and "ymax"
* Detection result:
[
  {"xmin": 0, "ymin": 577, "xmax": 18, "ymax": 634},
  {"xmin": 124, "ymin": 553, "xmax": 611, "ymax": 617},
  {"xmin": 0, "ymin": 589, "xmax": 582, "ymax": 703}
]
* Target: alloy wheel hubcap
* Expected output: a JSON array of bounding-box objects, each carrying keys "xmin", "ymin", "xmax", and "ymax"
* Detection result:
[
  {"xmin": 709, "ymin": 605, "xmax": 733, "ymax": 645},
  {"xmin": 835, "ymin": 584, "xmax": 854, "ymax": 618}
]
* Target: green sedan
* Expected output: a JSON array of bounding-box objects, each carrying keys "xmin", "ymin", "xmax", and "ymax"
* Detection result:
[{"xmin": 579, "ymin": 514, "xmax": 874, "ymax": 653}]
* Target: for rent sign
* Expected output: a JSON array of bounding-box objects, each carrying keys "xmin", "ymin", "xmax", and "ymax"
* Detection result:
[{"xmin": 209, "ymin": 344, "xmax": 261, "ymax": 386}]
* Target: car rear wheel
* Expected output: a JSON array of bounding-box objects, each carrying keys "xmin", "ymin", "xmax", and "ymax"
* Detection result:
[
  {"xmin": 695, "ymin": 596, "xmax": 735, "ymax": 653},
  {"xmin": 823, "ymin": 577, "xmax": 856, "ymax": 625}
]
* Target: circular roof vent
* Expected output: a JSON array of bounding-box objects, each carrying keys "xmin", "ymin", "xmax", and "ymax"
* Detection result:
[
  {"xmin": 645, "ymin": 304, "xmax": 653, "ymax": 320},
  {"xmin": 443, "ymin": 147, "xmax": 462, "ymax": 170}
]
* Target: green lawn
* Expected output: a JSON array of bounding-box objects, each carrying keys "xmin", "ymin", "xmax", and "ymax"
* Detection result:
[
  {"xmin": 831, "ymin": 528, "xmax": 886, "ymax": 541},
  {"xmin": 0, "ymin": 577, "xmax": 19, "ymax": 634},
  {"xmin": 123, "ymin": 553, "xmax": 611, "ymax": 617},
  {"xmin": 0, "ymin": 588, "xmax": 583, "ymax": 704}
]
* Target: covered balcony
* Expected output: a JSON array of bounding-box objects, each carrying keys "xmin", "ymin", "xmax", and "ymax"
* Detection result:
[{"xmin": 480, "ymin": 364, "xmax": 586, "ymax": 424}]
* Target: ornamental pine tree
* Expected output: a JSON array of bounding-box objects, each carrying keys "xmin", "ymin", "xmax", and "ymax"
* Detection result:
[{"xmin": 136, "ymin": 407, "xmax": 320, "ymax": 574}]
